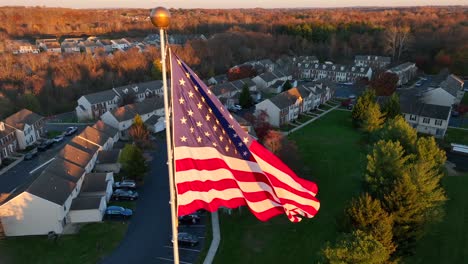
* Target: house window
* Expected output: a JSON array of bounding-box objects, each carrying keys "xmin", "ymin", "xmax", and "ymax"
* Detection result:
[
  {"xmin": 435, "ymin": 120, "xmax": 443, "ymax": 126},
  {"xmin": 423, "ymin": 118, "xmax": 430, "ymax": 124}
]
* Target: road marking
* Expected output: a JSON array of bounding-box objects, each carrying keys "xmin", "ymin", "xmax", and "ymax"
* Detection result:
[
  {"xmin": 29, "ymin": 158, "xmax": 55, "ymax": 174},
  {"xmin": 9, "ymin": 187, "xmax": 17, "ymax": 194},
  {"xmin": 165, "ymin": 245, "xmax": 201, "ymax": 252},
  {"xmin": 180, "ymin": 224, "xmax": 205, "ymax": 228},
  {"xmin": 156, "ymin": 257, "xmax": 192, "ymax": 264}
]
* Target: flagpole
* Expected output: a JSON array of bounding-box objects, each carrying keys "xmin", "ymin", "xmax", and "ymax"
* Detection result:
[{"xmin": 150, "ymin": 7, "xmax": 180, "ymax": 264}]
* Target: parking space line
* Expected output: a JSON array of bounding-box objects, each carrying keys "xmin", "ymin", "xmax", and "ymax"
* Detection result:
[
  {"xmin": 29, "ymin": 158, "xmax": 55, "ymax": 174},
  {"xmin": 164, "ymin": 245, "xmax": 201, "ymax": 252},
  {"xmin": 156, "ymin": 257, "xmax": 192, "ymax": 264}
]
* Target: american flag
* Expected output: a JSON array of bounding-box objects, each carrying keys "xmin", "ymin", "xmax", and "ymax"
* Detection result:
[{"xmin": 171, "ymin": 52, "xmax": 320, "ymax": 222}]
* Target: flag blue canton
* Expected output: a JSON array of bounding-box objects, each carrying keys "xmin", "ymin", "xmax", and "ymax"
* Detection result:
[{"xmin": 171, "ymin": 53, "xmax": 252, "ymax": 160}]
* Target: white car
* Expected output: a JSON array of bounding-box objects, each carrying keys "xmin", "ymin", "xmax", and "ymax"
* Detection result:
[
  {"xmin": 52, "ymin": 135, "xmax": 65, "ymax": 143},
  {"xmin": 64, "ymin": 126, "xmax": 78, "ymax": 136}
]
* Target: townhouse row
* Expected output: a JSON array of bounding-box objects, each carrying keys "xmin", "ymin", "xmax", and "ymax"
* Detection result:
[{"xmin": 0, "ymin": 121, "xmax": 121, "ymax": 236}]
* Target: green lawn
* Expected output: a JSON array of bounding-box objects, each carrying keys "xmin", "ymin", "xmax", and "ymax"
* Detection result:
[
  {"xmin": 445, "ymin": 128, "xmax": 468, "ymax": 145},
  {"xmin": 461, "ymin": 93, "xmax": 468, "ymax": 105},
  {"xmin": 407, "ymin": 175, "xmax": 468, "ymax": 264},
  {"xmin": 213, "ymin": 110, "xmax": 365, "ymax": 263},
  {"xmin": 0, "ymin": 221, "xmax": 128, "ymax": 264}
]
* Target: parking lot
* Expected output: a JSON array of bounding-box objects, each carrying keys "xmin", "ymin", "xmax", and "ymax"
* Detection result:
[
  {"xmin": 0, "ymin": 123, "xmax": 86, "ymax": 194},
  {"xmin": 101, "ymin": 138, "xmax": 207, "ymax": 264},
  {"xmin": 156, "ymin": 221, "xmax": 207, "ymax": 264}
]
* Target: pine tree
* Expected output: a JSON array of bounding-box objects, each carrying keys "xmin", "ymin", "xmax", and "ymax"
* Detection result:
[
  {"xmin": 378, "ymin": 115, "xmax": 417, "ymax": 152},
  {"xmin": 362, "ymin": 102, "xmax": 385, "ymax": 133},
  {"xmin": 347, "ymin": 193, "xmax": 396, "ymax": 254},
  {"xmin": 352, "ymin": 89, "xmax": 376, "ymax": 127},
  {"xmin": 382, "ymin": 93, "xmax": 400, "ymax": 119},
  {"xmin": 322, "ymin": 230, "xmax": 392, "ymax": 264},
  {"xmin": 282, "ymin": 80, "xmax": 292, "ymax": 91},
  {"xmin": 366, "ymin": 140, "xmax": 411, "ymax": 198},
  {"xmin": 239, "ymin": 84, "xmax": 253, "ymax": 109}
]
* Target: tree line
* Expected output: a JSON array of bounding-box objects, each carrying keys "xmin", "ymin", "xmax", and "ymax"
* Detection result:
[{"xmin": 321, "ymin": 90, "xmax": 447, "ymax": 263}]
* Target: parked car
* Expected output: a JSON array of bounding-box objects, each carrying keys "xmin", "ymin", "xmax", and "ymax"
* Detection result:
[
  {"xmin": 113, "ymin": 180, "xmax": 137, "ymax": 189},
  {"xmin": 178, "ymin": 213, "xmax": 201, "ymax": 225},
  {"xmin": 415, "ymin": 81, "xmax": 423, "ymax": 87},
  {"xmin": 112, "ymin": 189, "xmax": 139, "ymax": 201},
  {"xmin": 52, "ymin": 135, "xmax": 65, "ymax": 143},
  {"xmin": 452, "ymin": 111, "xmax": 460, "ymax": 117},
  {"xmin": 24, "ymin": 151, "xmax": 38, "ymax": 160},
  {"xmin": 37, "ymin": 139, "xmax": 54, "ymax": 151},
  {"xmin": 104, "ymin": 206, "xmax": 133, "ymax": 219},
  {"xmin": 64, "ymin": 126, "xmax": 78, "ymax": 136},
  {"xmin": 176, "ymin": 232, "xmax": 199, "ymax": 247}
]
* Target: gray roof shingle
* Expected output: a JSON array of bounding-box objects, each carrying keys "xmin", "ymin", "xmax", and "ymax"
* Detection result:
[
  {"xmin": 70, "ymin": 196, "xmax": 103, "ymax": 210},
  {"xmin": 4, "ymin": 109, "xmax": 43, "ymax": 130}
]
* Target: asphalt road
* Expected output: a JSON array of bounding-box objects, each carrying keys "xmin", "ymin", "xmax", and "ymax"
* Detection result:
[
  {"xmin": 101, "ymin": 138, "xmax": 206, "ymax": 264},
  {"xmin": 0, "ymin": 124, "xmax": 87, "ymax": 194}
]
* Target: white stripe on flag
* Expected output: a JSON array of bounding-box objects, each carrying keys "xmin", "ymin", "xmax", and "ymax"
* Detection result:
[
  {"xmin": 177, "ymin": 169, "xmax": 319, "ymax": 209},
  {"xmin": 175, "ymin": 146, "xmax": 318, "ymax": 196}
]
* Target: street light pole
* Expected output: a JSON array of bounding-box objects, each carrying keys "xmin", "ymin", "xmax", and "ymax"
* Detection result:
[{"xmin": 150, "ymin": 7, "xmax": 179, "ymax": 264}]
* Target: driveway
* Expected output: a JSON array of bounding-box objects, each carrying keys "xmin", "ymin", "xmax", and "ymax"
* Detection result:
[
  {"xmin": 101, "ymin": 138, "xmax": 206, "ymax": 264},
  {"xmin": 0, "ymin": 124, "xmax": 87, "ymax": 194}
]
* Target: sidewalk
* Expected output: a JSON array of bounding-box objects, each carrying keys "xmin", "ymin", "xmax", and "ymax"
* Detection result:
[{"xmin": 285, "ymin": 103, "xmax": 340, "ymax": 135}]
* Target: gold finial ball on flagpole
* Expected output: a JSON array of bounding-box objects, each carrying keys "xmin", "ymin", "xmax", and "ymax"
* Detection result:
[{"xmin": 150, "ymin": 7, "xmax": 171, "ymax": 28}]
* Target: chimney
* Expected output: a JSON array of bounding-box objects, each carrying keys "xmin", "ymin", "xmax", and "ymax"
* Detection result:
[{"xmin": 0, "ymin": 122, "xmax": 4, "ymax": 131}]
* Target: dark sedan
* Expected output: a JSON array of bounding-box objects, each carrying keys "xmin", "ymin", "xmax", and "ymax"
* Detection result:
[
  {"xmin": 177, "ymin": 232, "xmax": 199, "ymax": 247},
  {"xmin": 178, "ymin": 213, "xmax": 200, "ymax": 225},
  {"xmin": 104, "ymin": 206, "xmax": 133, "ymax": 219},
  {"xmin": 112, "ymin": 189, "xmax": 139, "ymax": 201}
]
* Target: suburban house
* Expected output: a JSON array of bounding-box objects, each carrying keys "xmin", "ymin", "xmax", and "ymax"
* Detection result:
[
  {"xmin": 401, "ymin": 102, "xmax": 451, "ymax": 138},
  {"xmin": 78, "ymin": 172, "xmax": 114, "ymax": 202},
  {"xmin": 422, "ymin": 74, "xmax": 465, "ymax": 107},
  {"xmin": 61, "ymin": 39, "xmax": 82, "ymax": 53},
  {"xmin": 6, "ymin": 40, "xmax": 39, "ymax": 54},
  {"xmin": 0, "ymin": 131, "xmax": 114, "ymax": 236},
  {"xmin": 111, "ymin": 38, "xmax": 131, "ymax": 51},
  {"xmin": 98, "ymin": 39, "xmax": 113, "ymax": 53},
  {"xmin": 255, "ymin": 81, "xmax": 335, "ymax": 127},
  {"xmin": 92, "ymin": 120, "xmax": 120, "ymax": 143},
  {"xmin": 387, "ymin": 62, "xmax": 417, "ymax": 86},
  {"xmin": 77, "ymin": 126, "xmax": 114, "ymax": 151},
  {"xmin": 4, "ymin": 109, "xmax": 44, "ymax": 150},
  {"xmin": 41, "ymin": 41, "xmax": 62, "ymax": 54},
  {"xmin": 145, "ymin": 115, "xmax": 166, "ymax": 134},
  {"xmin": 207, "ymin": 74, "xmax": 228, "ymax": 85},
  {"xmin": 354, "ymin": 55, "xmax": 391, "ymax": 69},
  {"xmin": 211, "ymin": 82, "xmax": 239, "ymax": 100},
  {"xmin": 252, "ymin": 70, "xmax": 291, "ymax": 90},
  {"xmin": 80, "ymin": 40, "xmax": 104, "ymax": 54},
  {"xmin": 101, "ymin": 96, "xmax": 164, "ymax": 139},
  {"xmin": 0, "ymin": 122, "xmax": 18, "ymax": 165},
  {"xmin": 95, "ymin": 150, "xmax": 121, "ymax": 173},
  {"xmin": 299, "ymin": 63, "xmax": 372, "ymax": 83},
  {"xmin": 75, "ymin": 80, "xmax": 164, "ymax": 121}
]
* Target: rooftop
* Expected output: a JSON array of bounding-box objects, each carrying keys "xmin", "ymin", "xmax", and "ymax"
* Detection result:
[
  {"xmin": 4, "ymin": 109, "xmax": 43, "ymax": 131},
  {"xmin": 70, "ymin": 196, "xmax": 103, "ymax": 210},
  {"xmin": 78, "ymin": 126, "xmax": 110, "ymax": 147},
  {"xmin": 97, "ymin": 150, "xmax": 121, "ymax": 164}
]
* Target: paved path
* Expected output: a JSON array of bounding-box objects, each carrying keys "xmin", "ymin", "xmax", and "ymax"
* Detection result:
[{"xmin": 285, "ymin": 104, "xmax": 340, "ymax": 135}]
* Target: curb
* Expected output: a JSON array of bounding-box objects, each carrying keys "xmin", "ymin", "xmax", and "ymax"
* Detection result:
[{"xmin": 203, "ymin": 211, "xmax": 220, "ymax": 264}]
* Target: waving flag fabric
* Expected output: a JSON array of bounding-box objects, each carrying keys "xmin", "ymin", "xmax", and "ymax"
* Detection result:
[{"xmin": 171, "ymin": 52, "xmax": 320, "ymax": 222}]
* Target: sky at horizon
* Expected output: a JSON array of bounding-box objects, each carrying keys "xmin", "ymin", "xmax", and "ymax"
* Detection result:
[{"xmin": 0, "ymin": 0, "xmax": 466, "ymax": 9}]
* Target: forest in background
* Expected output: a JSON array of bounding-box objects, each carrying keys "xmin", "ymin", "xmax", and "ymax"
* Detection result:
[{"xmin": 0, "ymin": 6, "xmax": 466, "ymax": 118}]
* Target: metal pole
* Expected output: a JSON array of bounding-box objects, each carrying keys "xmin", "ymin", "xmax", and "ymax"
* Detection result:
[{"xmin": 159, "ymin": 27, "xmax": 180, "ymax": 264}]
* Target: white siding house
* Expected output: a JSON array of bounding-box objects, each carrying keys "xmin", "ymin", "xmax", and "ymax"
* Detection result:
[
  {"xmin": 4, "ymin": 109, "xmax": 44, "ymax": 150},
  {"xmin": 401, "ymin": 102, "xmax": 451, "ymax": 138}
]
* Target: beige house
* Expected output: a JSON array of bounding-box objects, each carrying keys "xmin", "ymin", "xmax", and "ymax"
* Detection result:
[
  {"xmin": 4, "ymin": 109, "xmax": 44, "ymax": 150},
  {"xmin": 0, "ymin": 122, "xmax": 18, "ymax": 165},
  {"xmin": 401, "ymin": 102, "xmax": 451, "ymax": 138}
]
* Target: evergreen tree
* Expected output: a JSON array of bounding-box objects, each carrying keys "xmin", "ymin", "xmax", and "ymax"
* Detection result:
[
  {"xmin": 322, "ymin": 230, "xmax": 392, "ymax": 264},
  {"xmin": 151, "ymin": 60, "xmax": 163, "ymax": 80},
  {"xmin": 347, "ymin": 193, "xmax": 396, "ymax": 255},
  {"xmin": 119, "ymin": 144, "xmax": 148, "ymax": 181},
  {"xmin": 366, "ymin": 140, "xmax": 411, "ymax": 198},
  {"xmin": 352, "ymin": 89, "xmax": 376, "ymax": 127},
  {"xmin": 239, "ymin": 84, "xmax": 253, "ymax": 109},
  {"xmin": 362, "ymin": 102, "xmax": 385, "ymax": 133},
  {"xmin": 282, "ymin": 80, "xmax": 292, "ymax": 91},
  {"xmin": 382, "ymin": 93, "xmax": 400, "ymax": 119},
  {"xmin": 378, "ymin": 115, "xmax": 417, "ymax": 153}
]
